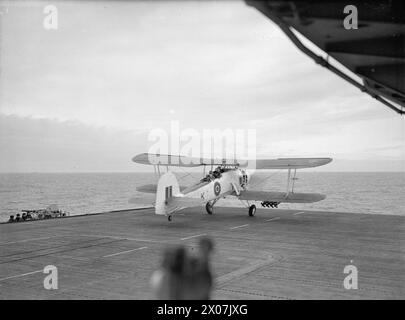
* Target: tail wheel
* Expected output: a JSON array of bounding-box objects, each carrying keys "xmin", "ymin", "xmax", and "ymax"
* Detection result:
[
  {"xmin": 248, "ymin": 204, "xmax": 256, "ymax": 217},
  {"xmin": 206, "ymin": 202, "xmax": 214, "ymax": 215},
  {"xmin": 168, "ymin": 215, "xmax": 172, "ymax": 222}
]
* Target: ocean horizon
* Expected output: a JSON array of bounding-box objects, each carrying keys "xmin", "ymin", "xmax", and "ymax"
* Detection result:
[{"xmin": 0, "ymin": 172, "xmax": 404, "ymax": 222}]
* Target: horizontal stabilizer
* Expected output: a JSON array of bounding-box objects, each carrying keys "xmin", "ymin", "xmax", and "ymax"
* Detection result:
[
  {"xmin": 128, "ymin": 197, "xmax": 150, "ymax": 204},
  {"xmin": 158, "ymin": 196, "xmax": 205, "ymax": 215},
  {"xmin": 136, "ymin": 184, "xmax": 187, "ymax": 194},
  {"xmin": 136, "ymin": 184, "xmax": 158, "ymax": 193},
  {"xmin": 239, "ymin": 190, "xmax": 326, "ymax": 203},
  {"xmin": 168, "ymin": 196, "xmax": 205, "ymax": 208}
]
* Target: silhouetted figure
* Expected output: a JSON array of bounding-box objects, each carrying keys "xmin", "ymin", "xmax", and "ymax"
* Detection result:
[
  {"xmin": 150, "ymin": 246, "xmax": 187, "ymax": 299},
  {"xmin": 150, "ymin": 237, "xmax": 215, "ymax": 300},
  {"xmin": 196, "ymin": 237, "xmax": 214, "ymax": 299},
  {"xmin": 185, "ymin": 237, "xmax": 214, "ymax": 299},
  {"xmin": 8, "ymin": 215, "xmax": 15, "ymax": 223}
]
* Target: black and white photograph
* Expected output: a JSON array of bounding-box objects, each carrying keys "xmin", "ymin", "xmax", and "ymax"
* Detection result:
[{"xmin": 0, "ymin": 0, "xmax": 404, "ymax": 306}]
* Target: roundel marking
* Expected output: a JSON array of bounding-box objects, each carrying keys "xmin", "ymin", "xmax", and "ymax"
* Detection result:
[{"xmin": 214, "ymin": 181, "xmax": 221, "ymax": 196}]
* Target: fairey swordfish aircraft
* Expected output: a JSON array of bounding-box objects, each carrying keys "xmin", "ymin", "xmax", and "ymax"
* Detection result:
[{"xmin": 131, "ymin": 153, "xmax": 332, "ymax": 221}]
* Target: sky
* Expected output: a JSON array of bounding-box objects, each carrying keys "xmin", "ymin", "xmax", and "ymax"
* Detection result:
[{"xmin": 0, "ymin": 0, "xmax": 404, "ymax": 172}]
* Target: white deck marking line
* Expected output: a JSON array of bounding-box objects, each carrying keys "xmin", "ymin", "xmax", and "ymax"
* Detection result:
[
  {"xmin": 103, "ymin": 246, "xmax": 148, "ymax": 258},
  {"xmin": 293, "ymin": 211, "xmax": 305, "ymax": 216},
  {"xmin": 230, "ymin": 224, "xmax": 249, "ymax": 230},
  {"xmin": 180, "ymin": 234, "xmax": 207, "ymax": 241},
  {"xmin": 0, "ymin": 269, "xmax": 43, "ymax": 282},
  {"xmin": 78, "ymin": 234, "xmax": 164, "ymax": 244},
  {"xmin": 0, "ymin": 236, "xmax": 53, "ymax": 246},
  {"xmin": 216, "ymin": 253, "xmax": 276, "ymax": 285},
  {"xmin": 266, "ymin": 217, "xmax": 281, "ymax": 222}
]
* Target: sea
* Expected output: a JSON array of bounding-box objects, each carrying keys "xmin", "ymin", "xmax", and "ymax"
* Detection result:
[{"xmin": 0, "ymin": 172, "xmax": 404, "ymax": 223}]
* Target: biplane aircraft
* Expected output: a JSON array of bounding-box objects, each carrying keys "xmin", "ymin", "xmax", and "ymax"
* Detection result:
[{"xmin": 132, "ymin": 153, "xmax": 332, "ymax": 221}]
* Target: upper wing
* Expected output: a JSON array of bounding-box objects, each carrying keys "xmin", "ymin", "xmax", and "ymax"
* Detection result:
[
  {"xmin": 133, "ymin": 153, "xmax": 242, "ymax": 167},
  {"xmin": 238, "ymin": 190, "xmax": 326, "ymax": 203},
  {"xmin": 245, "ymin": 158, "xmax": 332, "ymax": 169},
  {"xmin": 132, "ymin": 153, "xmax": 203, "ymax": 167},
  {"xmin": 133, "ymin": 153, "xmax": 332, "ymax": 169}
]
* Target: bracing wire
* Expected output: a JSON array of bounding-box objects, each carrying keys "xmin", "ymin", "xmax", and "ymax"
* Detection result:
[
  {"xmin": 250, "ymin": 169, "xmax": 283, "ymax": 189},
  {"xmin": 173, "ymin": 166, "xmax": 200, "ymax": 185}
]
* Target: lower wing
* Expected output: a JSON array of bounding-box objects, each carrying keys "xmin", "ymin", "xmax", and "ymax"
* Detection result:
[{"xmin": 238, "ymin": 190, "xmax": 326, "ymax": 203}]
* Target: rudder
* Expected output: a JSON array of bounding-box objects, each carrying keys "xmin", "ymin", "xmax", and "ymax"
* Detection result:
[{"xmin": 155, "ymin": 172, "xmax": 180, "ymax": 215}]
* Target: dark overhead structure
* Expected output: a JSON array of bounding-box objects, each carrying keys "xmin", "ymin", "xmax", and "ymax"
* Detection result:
[{"xmin": 246, "ymin": 0, "xmax": 405, "ymax": 115}]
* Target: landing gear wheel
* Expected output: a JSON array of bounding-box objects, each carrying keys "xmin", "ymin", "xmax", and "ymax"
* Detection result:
[
  {"xmin": 168, "ymin": 215, "xmax": 172, "ymax": 222},
  {"xmin": 206, "ymin": 202, "xmax": 213, "ymax": 215},
  {"xmin": 248, "ymin": 205, "xmax": 256, "ymax": 217}
]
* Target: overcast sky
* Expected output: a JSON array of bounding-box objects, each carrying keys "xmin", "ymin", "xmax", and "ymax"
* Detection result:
[{"xmin": 0, "ymin": 0, "xmax": 404, "ymax": 172}]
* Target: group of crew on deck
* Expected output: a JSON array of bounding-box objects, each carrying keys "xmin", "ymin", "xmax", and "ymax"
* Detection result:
[
  {"xmin": 8, "ymin": 208, "xmax": 67, "ymax": 223},
  {"xmin": 8, "ymin": 212, "xmax": 32, "ymax": 223},
  {"xmin": 201, "ymin": 166, "xmax": 224, "ymax": 182}
]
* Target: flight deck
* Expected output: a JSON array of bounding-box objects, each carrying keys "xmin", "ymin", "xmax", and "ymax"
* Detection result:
[{"xmin": 0, "ymin": 207, "xmax": 404, "ymax": 299}]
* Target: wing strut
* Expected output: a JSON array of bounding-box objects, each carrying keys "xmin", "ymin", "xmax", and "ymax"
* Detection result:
[
  {"xmin": 286, "ymin": 169, "xmax": 291, "ymax": 196},
  {"xmin": 231, "ymin": 182, "xmax": 241, "ymax": 196},
  {"xmin": 153, "ymin": 164, "xmax": 160, "ymax": 181},
  {"xmin": 291, "ymin": 169, "xmax": 298, "ymax": 193},
  {"xmin": 286, "ymin": 169, "xmax": 298, "ymax": 197}
]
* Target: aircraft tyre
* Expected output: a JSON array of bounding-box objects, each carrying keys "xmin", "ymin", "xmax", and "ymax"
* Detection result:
[
  {"xmin": 248, "ymin": 204, "xmax": 256, "ymax": 217},
  {"xmin": 168, "ymin": 215, "xmax": 172, "ymax": 222},
  {"xmin": 206, "ymin": 202, "xmax": 213, "ymax": 215}
]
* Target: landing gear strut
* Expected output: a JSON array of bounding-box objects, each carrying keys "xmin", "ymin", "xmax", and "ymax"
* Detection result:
[{"xmin": 248, "ymin": 204, "xmax": 256, "ymax": 217}]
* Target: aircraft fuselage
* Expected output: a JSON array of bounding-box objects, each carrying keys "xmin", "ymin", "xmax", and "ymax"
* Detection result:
[{"xmin": 183, "ymin": 168, "xmax": 251, "ymax": 202}]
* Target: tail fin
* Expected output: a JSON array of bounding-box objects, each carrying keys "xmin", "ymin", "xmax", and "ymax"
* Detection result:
[{"xmin": 155, "ymin": 172, "xmax": 180, "ymax": 215}]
